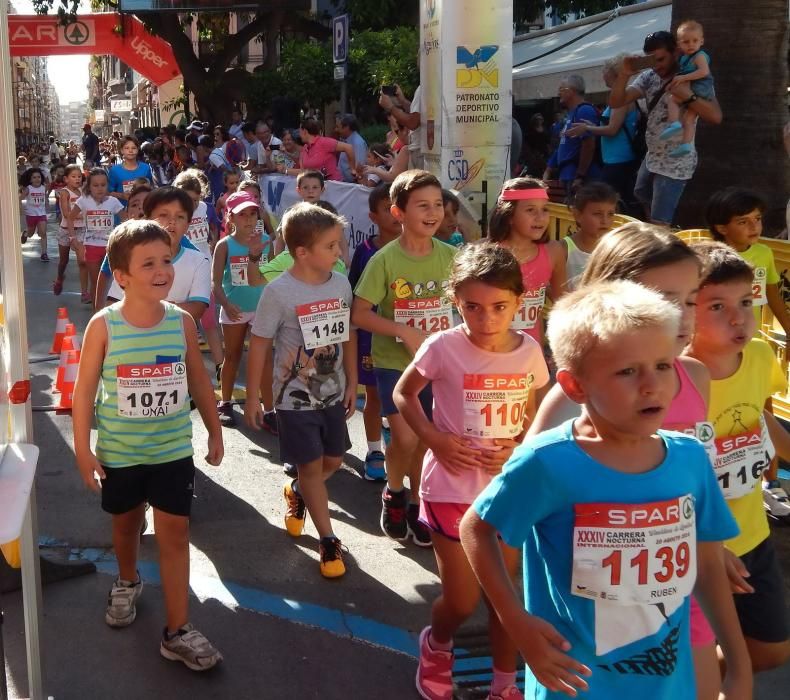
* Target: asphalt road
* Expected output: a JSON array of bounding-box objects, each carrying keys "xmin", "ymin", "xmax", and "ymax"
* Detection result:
[{"xmin": 2, "ymin": 216, "xmax": 789, "ymax": 699}]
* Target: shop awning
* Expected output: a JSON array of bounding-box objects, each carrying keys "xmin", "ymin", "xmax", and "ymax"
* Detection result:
[{"xmin": 513, "ymin": 0, "xmax": 671, "ymax": 101}]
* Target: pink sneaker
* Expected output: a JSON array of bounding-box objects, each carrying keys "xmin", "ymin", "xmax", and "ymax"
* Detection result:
[
  {"xmin": 416, "ymin": 626, "xmax": 453, "ymax": 700},
  {"xmin": 488, "ymin": 685, "xmax": 524, "ymax": 700}
]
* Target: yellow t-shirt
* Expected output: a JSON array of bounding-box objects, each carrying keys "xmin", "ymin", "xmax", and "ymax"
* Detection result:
[
  {"xmin": 707, "ymin": 339, "xmax": 787, "ymax": 555},
  {"xmin": 739, "ymin": 243, "xmax": 780, "ymax": 330}
]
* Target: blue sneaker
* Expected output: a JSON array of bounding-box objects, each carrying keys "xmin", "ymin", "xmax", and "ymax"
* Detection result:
[
  {"xmin": 659, "ymin": 121, "xmax": 682, "ymax": 140},
  {"xmin": 669, "ymin": 143, "xmax": 693, "ymax": 158},
  {"xmin": 364, "ymin": 450, "xmax": 387, "ymax": 481}
]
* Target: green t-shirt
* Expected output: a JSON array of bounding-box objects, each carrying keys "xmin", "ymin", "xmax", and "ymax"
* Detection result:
[
  {"xmin": 259, "ymin": 250, "xmax": 346, "ymax": 284},
  {"xmin": 739, "ymin": 243, "xmax": 780, "ymax": 329},
  {"xmin": 354, "ymin": 238, "xmax": 458, "ymax": 371}
]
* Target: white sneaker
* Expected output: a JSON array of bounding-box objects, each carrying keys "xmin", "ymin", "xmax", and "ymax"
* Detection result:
[
  {"xmin": 160, "ymin": 623, "xmax": 223, "ymax": 671},
  {"xmin": 763, "ymin": 480, "xmax": 790, "ymax": 518},
  {"xmin": 105, "ymin": 575, "xmax": 143, "ymax": 627}
]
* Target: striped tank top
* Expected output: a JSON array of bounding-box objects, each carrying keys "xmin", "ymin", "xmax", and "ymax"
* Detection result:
[{"xmin": 95, "ymin": 303, "xmax": 193, "ymax": 468}]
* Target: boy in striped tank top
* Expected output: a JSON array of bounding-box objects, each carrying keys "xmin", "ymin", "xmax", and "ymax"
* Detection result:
[{"xmin": 73, "ymin": 220, "xmax": 224, "ymax": 671}]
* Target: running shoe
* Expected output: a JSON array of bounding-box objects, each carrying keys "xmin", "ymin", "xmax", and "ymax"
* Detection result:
[
  {"xmin": 217, "ymin": 401, "xmax": 236, "ymax": 427},
  {"xmin": 319, "ymin": 536, "xmax": 346, "ymax": 578},
  {"xmin": 363, "ymin": 450, "xmax": 386, "ymax": 481},
  {"xmin": 40, "ymin": 253, "xmax": 49, "ymax": 262},
  {"xmin": 53, "ymin": 278, "xmax": 63, "ymax": 296},
  {"xmin": 20, "ymin": 234, "xmax": 27, "ymax": 244},
  {"xmin": 105, "ymin": 574, "xmax": 143, "ymax": 628},
  {"xmin": 81, "ymin": 292, "xmax": 92, "ymax": 304},
  {"xmin": 283, "ymin": 462, "xmax": 298, "ymax": 478},
  {"xmin": 763, "ymin": 480, "xmax": 790, "ymax": 518},
  {"xmin": 262, "ymin": 411, "xmax": 279, "ymax": 436},
  {"xmin": 380, "ymin": 486, "xmax": 408, "ymax": 540},
  {"xmin": 416, "ymin": 626, "xmax": 454, "ymax": 700},
  {"xmin": 160, "ymin": 623, "xmax": 223, "ymax": 671},
  {"xmin": 488, "ymin": 686, "xmax": 525, "ymax": 700},
  {"xmin": 407, "ymin": 503, "xmax": 433, "ymax": 547},
  {"xmin": 283, "ymin": 480, "xmax": 306, "ymax": 537}
]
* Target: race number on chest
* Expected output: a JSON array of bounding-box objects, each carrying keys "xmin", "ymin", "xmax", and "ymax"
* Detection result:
[
  {"xmin": 752, "ymin": 267, "xmax": 767, "ymax": 305},
  {"xmin": 296, "ymin": 298, "xmax": 350, "ymax": 350},
  {"xmin": 116, "ymin": 362, "xmax": 188, "ymax": 418},
  {"xmin": 463, "ymin": 374, "xmax": 532, "ymax": 439},
  {"xmin": 229, "ymin": 255, "xmax": 249, "ymax": 286},
  {"xmin": 394, "ymin": 297, "xmax": 454, "ymax": 341},
  {"xmin": 511, "ymin": 287, "xmax": 545, "ymax": 331},
  {"xmin": 572, "ymin": 496, "xmax": 697, "ymax": 606},
  {"xmin": 85, "ymin": 209, "xmax": 113, "ymax": 245},
  {"xmin": 712, "ymin": 417, "xmax": 774, "ymax": 499},
  {"xmin": 188, "ymin": 217, "xmax": 210, "ymax": 245}
]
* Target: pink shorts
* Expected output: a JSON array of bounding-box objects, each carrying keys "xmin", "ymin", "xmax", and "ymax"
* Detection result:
[
  {"xmin": 26, "ymin": 215, "xmax": 47, "ymax": 228},
  {"xmin": 85, "ymin": 245, "xmax": 107, "ymax": 264},
  {"xmin": 200, "ymin": 294, "xmax": 218, "ymax": 331},
  {"xmin": 419, "ymin": 500, "xmax": 469, "ymax": 542},
  {"xmin": 690, "ymin": 595, "xmax": 715, "ymax": 647}
]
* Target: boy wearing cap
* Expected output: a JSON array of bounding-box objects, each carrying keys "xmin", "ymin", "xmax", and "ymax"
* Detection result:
[{"xmin": 212, "ymin": 191, "xmax": 267, "ymax": 426}]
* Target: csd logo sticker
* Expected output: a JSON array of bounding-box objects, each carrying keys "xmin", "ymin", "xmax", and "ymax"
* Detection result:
[{"xmin": 456, "ymin": 45, "xmax": 499, "ymax": 88}]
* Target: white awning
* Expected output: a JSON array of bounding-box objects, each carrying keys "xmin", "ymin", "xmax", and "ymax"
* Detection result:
[{"xmin": 513, "ymin": 0, "xmax": 671, "ymax": 101}]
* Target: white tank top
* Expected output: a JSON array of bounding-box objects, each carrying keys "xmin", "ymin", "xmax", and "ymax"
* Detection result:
[
  {"xmin": 25, "ymin": 185, "xmax": 47, "ymax": 217},
  {"xmin": 60, "ymin": 187, "xmax": 85, "ymax": 228},
  {"xmin": 565, "ymin": 237, "xmax": 591, "ymax": 291}
]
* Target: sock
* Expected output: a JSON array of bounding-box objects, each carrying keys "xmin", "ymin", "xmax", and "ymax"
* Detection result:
[
  {"xmin": 264, "ymin": 408, "xmax": 276, "ymax": 416},
  {"xmin": 490, "ymin": 668, "xmax": 517, "ymax": 696},
  {"xmin": 367, "ymin": 440, "xmax": 382, "ymax": 454},
  {"xmin": 428, "ymin": 629, "xmax": 453, "ymax": 652}
]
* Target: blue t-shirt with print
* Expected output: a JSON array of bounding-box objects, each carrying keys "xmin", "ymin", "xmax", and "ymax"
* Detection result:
[
  {"xmin": 108, "ymin": 163, "xmax": 153, "ymax": 200},
  {"xmin": 548, "ymin": 103, "xmax": 602, "ymax": 182},
  {"xmin": 473, "ymin": 420, "xmax": 737, "ymax": 700}
]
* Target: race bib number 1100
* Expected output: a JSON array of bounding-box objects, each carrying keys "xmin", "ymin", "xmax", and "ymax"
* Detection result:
[
  {"xmin": 463, "ymin": 373, "xmax": 532, "ymax": 439},
  {"xmin": 571, "ymin": 496, "xmax": 697, "ymax": 606}
]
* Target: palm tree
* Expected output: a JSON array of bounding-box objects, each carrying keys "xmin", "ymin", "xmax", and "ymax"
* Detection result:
[{"xmin": 672, "ymin": 0, "xmax": 789, "ymax": 231}]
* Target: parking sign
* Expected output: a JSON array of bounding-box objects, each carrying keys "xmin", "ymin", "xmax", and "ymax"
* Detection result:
[{"xmin": 332, "ymin": 14, "xmax": 348, "ymax": 64}]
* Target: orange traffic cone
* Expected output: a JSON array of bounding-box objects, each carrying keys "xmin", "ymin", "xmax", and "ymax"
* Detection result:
[
  {"xmin": 55, "ymin": 349, "xmax": 80, "ymax": 411},
  {"xmin": 50, "ymin": 307, "xmax": 70, "ymax": 354},
  {"xmin": 54, "ymin": 334, "xmax": 77, "ymax": 394}
]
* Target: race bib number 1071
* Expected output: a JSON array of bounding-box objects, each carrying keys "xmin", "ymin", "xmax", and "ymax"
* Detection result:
[{"xmin": 116, "ymin": 362, "xmax": 188, "ymax": 418}]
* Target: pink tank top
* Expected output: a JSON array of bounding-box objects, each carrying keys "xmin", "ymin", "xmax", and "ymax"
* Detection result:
[
  {"xmin": 518, "ymin": 243, "xmax": 552, "ymax": 344},
  {"xmin": 663, "ymin": 358, "xmax": 706, "ymax": 429}
]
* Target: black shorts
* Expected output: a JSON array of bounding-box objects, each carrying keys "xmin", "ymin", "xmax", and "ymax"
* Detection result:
[
  {"xmin": 101, "ymin": 457, "xmax": 195, "ymax": 517},
  {"xmin": 734, "ymin": 537, "xmax": 790, "ymax": 643},
  {"xmin": 277, "ymin": 403, "xmax": 351, "ymax": 465}
]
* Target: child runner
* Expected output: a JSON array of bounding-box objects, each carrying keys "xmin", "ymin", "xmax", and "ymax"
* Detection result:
[
  {"xmin": 212, "ymin": 191, "xmax": 266, "ymax": 427},
  {"xmin": 94, "ymin": 184, "xmax": 152, "ymax": 310},
  {"xmin": 214, "ymin": 168, "xmax": 243, "ymax": 227},
  {"xmin": 237, "ymin": 179, "xmax": 275, "ymax": 246},
  {"xmin": 245, "ymin": 203, "xmax": 356, "ymax": 578},
  {"xmin": 271, "ymin": 170, "xmax": 325, "ymax": 257},
  {"xmin": 563, "ymin": 182, "xmax": 618, "ymax": 290},
  {"xmin": 72, "ymin": 219, "xmax": 223, "ymax": 671},
  {"xmin": 394, "ymin": 242, "xmax": 549, "ymax": 700},
  {"xmin": 172, "ymin": 169, "xmax": 224, "ymax": 379},
  {"xmin": 687, "ymin": 241, "xmax": 790, "ymax": 674},
  {"xmin": 529, "ymin": 223, "xmax": 731, "ymax": 699},
  {"xmin": 352, "ymin": 170, "xmax": 458, "ymax": 547},
  {"xmin": 660, "ymin": 20, "xmax": 715, "ymax": 158},
  {"xmin": 67, "ymin": 168, "xmax": 124, "ymax": 308},
  {"xmin": 348, "ymin": 184, "xmax": 402, "ymax": 481},
  {"xmin": 489, "ymin": 178, "xmax": 566, "ymax": 346},
  {"xmin": 433, "ymin": 190, "xmax": 466, "ymax": 248},
  {"xmin": 53, "ymin": 164, "xmax": 87, "ymax": 298},
  {"xmin": 49, "ymin": 163, "xmax": 66, "ymax": 219},
  {"xmin": 461, "ymin": 279, "xmax": 751, "ymax": 700},
  {"xmin": 20, "ymin": 167, "xmax": 49, "ymax": 261},
  {"xmin": 706, "ymin": 187, "xmax": 790, "ymax": 517},
  {"xmin": 108, "ymin": 136, "xmax": 153, "ymax": 204}
]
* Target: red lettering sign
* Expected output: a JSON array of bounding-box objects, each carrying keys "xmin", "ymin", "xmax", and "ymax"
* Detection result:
[{"xmin": 575, "ymin": 499, "xmax": 682, "ymax": 528}]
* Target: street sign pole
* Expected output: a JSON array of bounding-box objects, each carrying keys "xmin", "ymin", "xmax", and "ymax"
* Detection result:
[{"xmin": 332, "ymin": 14, "xmax": 349, "ymax": 114}]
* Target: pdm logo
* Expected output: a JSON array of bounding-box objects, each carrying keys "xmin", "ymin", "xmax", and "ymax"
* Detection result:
[{"xmin": 456, "ymin": 45, "xmax": 499, "ymax": 88}]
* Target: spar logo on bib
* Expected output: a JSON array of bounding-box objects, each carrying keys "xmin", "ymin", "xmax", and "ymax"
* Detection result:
[{"xmin": 300, "ymin": 298, "xmax": 348, "ymax": 315}]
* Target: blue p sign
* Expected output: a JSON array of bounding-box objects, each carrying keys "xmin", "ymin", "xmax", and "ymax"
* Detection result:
[{"xmin": 332, "ymin": 14, "xmax": 348, "ymax": 64}]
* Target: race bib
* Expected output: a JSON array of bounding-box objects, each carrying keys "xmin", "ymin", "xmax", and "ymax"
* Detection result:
[
  {"xmin": 122, "ymin": 180, "xmax": 135, "ymax": 195},
  {"xmin": 463, "ymin": 374, "xmax": 533, "ymax": 439},
  {"xmin": 712, "ymin": 418, "xmax": 774, "ymax": 499},
  {"xmin": 664, "ymin": 421, "xmax": 718, "ymax": 466},
  {"xmin": 752, "ymin": 267, "xmax": 767, "ymax": 306},
  {"xmin": 188, "ymin": 216, "xmax": 210, "ymax": 245},
  {"xmin": 393, "ymin": 297, "xmax": 453, "ymax": 341},
  {"xmin": 511, "ymin": 287, "xmax": 546, "ymax": 331},
  {"xmin": 116, "ymin": 362, "xmax": 188, "ymax": 418},
  {"xmin": 29, "ymin": 192, "xmax": 45, "ymax": 207},
  {"xmin": 572, "ymin": 496, "xmax": 697, "ymax": 606},
  {"xmin": 297, "ymin": 298, "xmax": 350, "ymax": 350},
  {"xmin": 229, "ymin": 255, "xmax": 249, "ymax": 286},
  {"xmin": 85, "ymin": 210, "xmax": 113, "ymax": 245}
]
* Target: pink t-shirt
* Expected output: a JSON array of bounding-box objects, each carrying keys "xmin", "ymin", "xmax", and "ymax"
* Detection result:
[
  {"xmin": 299, "ymin": 136, "xmax": 341, "ymax": 181},
  {"xmin": 413, "ymin": 324, "xmax": 549, "ymax": 504}
]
